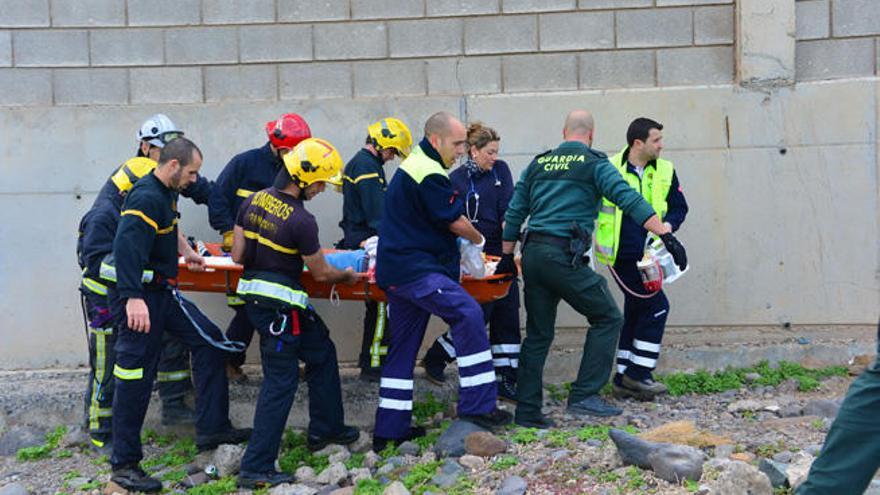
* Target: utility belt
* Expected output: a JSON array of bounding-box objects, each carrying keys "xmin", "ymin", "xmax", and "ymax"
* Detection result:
[
  {"xmin": 237, "ymin": 270, "xmax": 312, "ymax": 340},
  {"xmin": 525, "ymin": 223, "xmax": 591, "ymax": 267}
]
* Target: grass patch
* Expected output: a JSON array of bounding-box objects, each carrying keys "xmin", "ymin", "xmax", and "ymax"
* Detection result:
[
  {"xmin": 414, "ymin": 429, "xmax": 441, "ymax": 452},
  {"xmin": 186, "ymin": 476, "xmax": 237, "ymax": 495},
  {"xmin": 345, "ymin": 452, "xmax": 365, "ymax": 470},
  {"xmin": 142, "ymin": 438, "xmax": 198, "ymax": 470},
  {"xmin": 685, "ymin": 479, "xmax": 700, "ymax": 492},
  {"xmin": 622, "ymin": 466, "xmax": 646, "ymax": 491},
  {"xmin": 162, "ymin": 468, "xmax": 189, "ymax": 483},
  {"xmin": 54, "ymin": 449, "xmax": 73, "ymax": 459},
  {"xmin": 575, "ymin": 424, "xmax": 637, "ymax": 443},
  {"xmin": 545, "ymin": 382, "xmax": 571, "ymax": 402},
  {"xmin": 546, "ymin": 429, "xmax": 573, "ymax": 448},
  {"xmin": 353, "ymin": 479, "xmax": 383, "ymax": 495},
  {"xmin": 141, "ymin": 428, "xmax": 176, "ymax": 447},
  {"xmin": 413, "ymin": 392, "xmax": 447, "ymax": 425},
  {"xmin": 446, "ymin": 477, "xmax": 477, "ymax": 495},
  {"xmin": 378, "ymin": 441, "xmax": 400, "ymax": 459},
  {"xmin": 491, "ymin": 455, "xmax": 519, "ymax": 471},
  {"xmin": 756, "ymin": 440, "xmax": 787, "ymax": 459},
  {"xmin": 402, "ymin": 460, "xmax": 442, "ymax": 491},
  {"xmin": 92, "ymin": 454, "xmax": 109, "ymax": 466},
  {"xmin": 16, "ymin": 426, "xmax": 67, "ymax": 461},
  {"xmin": 77, "ymin": 480, "xmax": 102, "ymax": 491},
  {"xmin": 277, "ymin": 429, "xmax": 329, "ymax": 474},
  {"xmin": 509, "ymin": 427, "xmax": 539, "ymax": 444},
  {"xmin": 656, "ymin": 360, "xmax": 848, "ymax": 396},
  {"xmin": 588, "ymin": 467, "xmax": 621, "ymax": 484}
]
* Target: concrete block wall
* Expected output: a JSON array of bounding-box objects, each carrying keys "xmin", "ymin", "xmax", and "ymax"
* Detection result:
[{"xmin": 795, "ymin": 0, "xmax": 880, "ymax": 80}]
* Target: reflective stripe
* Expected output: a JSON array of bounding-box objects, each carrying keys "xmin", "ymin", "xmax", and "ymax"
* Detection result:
[
  {"xmin": 490, "ymin": 344, "xmax": 521, "ymax": 354},
  {"xmin": 510, "ymin": 358, "xmax": 519, "ymax": 368},
  {"xmin": 344, "ymin": 173, "xmax": 380, "ymax": 184},
  {"xmin": 90, "ymin": 437, "xmax": 105, "ymax": 448},
  {"xmin": 243, "ymin": 230, "xmax": 299, "ymax": 255},
  {"xmin": 156, "ymin": 219, "xmax": 177, "ymax": 235},
  {"xmin": 157, "ymin": 370, "xmax": 191, "ymax": 382},
  {"xmin": 493, "ymin": 358, "xmax": 512, "ymax": 367},
  {"xmin": 599, "ymin": 204, "xmax": 616, "ymax": 215},
  {"xmin": 460, "ymin": 370, "xmax": 496, "ymax": 388},
  {"xmin": 120, "ymin": 209, "xmax": 158, "ymax": 230},
  {"xmin": 370, "ymin": 302, "xmax": 387, "ymax": 367},
  {"xmin": 235, "ymin": 188, "xmax": 255, "ymax": 198},
  {"xmin": 100, "ymin": 262, "xmax": 154, "ymax": 283},
  {"xmin": 653, "ymin": 309, "xmax": 668, "ymax": 318},
  {"xmin": 380, "ymin": 378, "xmax": 413, "ymax": 390},
  {"xmin": 630, "ymin": 354, "xmax": 657, "ymax": 368},
  {"xmin": 96, "ymin": 407, "xmax": 112, "ymax": 418},
  {"xmin": 438, "ymin": 335, "xmax": 456, "ymax": 358},
  {"xmin": 227, "ymin": 294, "xmax": 245, "ymax": 306},
  {"xmin": 237, "ymin": 278, "xmax": 309, "ymax": 308},
  {"xmin": 633, "ymin": 339, "xmax": 661, "ymax": 353},
  {"xmin": 113, "ymin": 364, "xmax": 143, "ymax": 380},
  {"xmin": 89, "ymin": 331, "xmax": 108, "ymax": 430},
  {"xmin": 617, "ymin": 350, "xmax": 632, "ymax": 360},
  {"xmin": 378, "ymin": 398, "xmax": 412, "ymax": 411},
  {"xmin": 458, "ymin": 349, "xmax": 492, "ymax": 368},
  {"xmin": 82, "ymin": 277, "xmax": 108, "ymax": 296},
  {"xmin": 89, "ymin": 327, "xmax": 113, "ymax": 335},
  {"xmin": 617, "ymin": 364, "xmax": 628, "ymax": 374}
]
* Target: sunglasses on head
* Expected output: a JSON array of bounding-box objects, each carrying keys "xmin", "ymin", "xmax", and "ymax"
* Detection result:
[{"xmin": 158, "ymin": 131, "xmax": 184, "ymax": 144}]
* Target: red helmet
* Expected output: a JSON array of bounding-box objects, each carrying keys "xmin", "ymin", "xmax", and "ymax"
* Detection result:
[{"xmin": 265, "ymin": 113, "xmax": 311, "ymax": 150}]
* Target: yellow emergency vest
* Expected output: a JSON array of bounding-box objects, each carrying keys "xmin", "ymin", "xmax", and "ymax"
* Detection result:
[{"xmin": 594, "ymin": 147, "xmax": 674, "ymax": 265}]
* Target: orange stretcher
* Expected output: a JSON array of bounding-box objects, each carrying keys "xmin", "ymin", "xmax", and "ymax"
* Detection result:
[{"xmin": 176, "ymin": 243, "xmax": 513, "ymax": 304}]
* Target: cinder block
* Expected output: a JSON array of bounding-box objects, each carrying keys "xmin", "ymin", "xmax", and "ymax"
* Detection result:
[
  {"xmin": 315, "ymin": 22, "xmax": 387, "ymax": 60},
  {"xmin": 502, "ymin": 53, "xmax": 577, "ymax": 93},
  {"xmin": 656, "ymin": 0, "xmax": 731, "ymax": 5},
  {"xmin": 90, "ymin": 28, "xmax": 164, "ymax": 66},
  {"xmin": 503, "ymin": 0, "xmax": 574, "ymax": 13},
  {"xmin": 427, "ymin": 0, "xmax": 499, "ymax": 17},
  {"xmin": 13, "ymin": 30, "xmax": 88, "ymax": 67},
  {"xmin": 206, "ymin": 65, "xmax": 277, "ymax": 102},
  {"xmin": 0, "ymin": 31, "xmax": 10, "ymax": 66},
  {"xmin": 577, "ymin": 0, "xmax": 651, "ymax": 9},
  {"xmin": 354, "ymin": 60, "xmax": 425, "ymax": 97},
  {"xmin": 0, "ymin": 69, "xmax": 52, "ymax": 105},
  {"xmin": 0, "ymin": 0, "xmax": 49, "ymax": 27},
  {"xmin": 53, "ymin": 68, "xmax": 128, "ymax": 105},
  {"xmin": 617, "ymin": 8, "xmax": 693, "ymax": 48},
  {"xmin": 579, "ymin": 50, "xmax": 654, "ymax": 89},
  {"xmin": 165, "ymin": 27, "xmax": 238, "ymax": 65},
  {"xmin": 796, "ymin": 38, "xmax": 875, "ymax": 81},
  {"xmin": 203, "ymin": 0, "xmax": 275, "ymax": 24},
  {"xmin": 465, "ymin": 15, "xmax": 536, "ymax": 55},
  {"xmin": 352, "ymin": 0, "xmax": 424, "ymax": 19},
  {"xmin": 240, "ymin": 25, "xmax": 312, "ymax": 63},
  {"xmin": 389, "ymin": 18, "xmax": 463, "ymax": 58},
  {"xmin": 737, "ymin": 0, "xmax": 795, "ymax": 84},
  {"xmin": 657, "ymin": 46, "xmax": 733, "ymax": 86},
  {"xmin": 796, "ymin": 0, "xmax": 829, "ymax": 40},
  {"xmin": 127, "ymin": 0, "xmax": 200, "ymax": 26},
  {"xmin": 278, "ymin": 0, "xmax": 349, "ymax": 22},
  {"xmin": 279, "ymin": 62, "xmax": 352, "ymax": 99},
  {"xmin": 694, "ymin": 6, "xmax": 733, "ymax": 45},
  {"xmin": 129, "ymin": 67, "xmax": 202, "ymax": 104},
  {"xmin": 427, "ymin": 56, "xmax": 501, "ymax": 95},
  {"xmin": 539, "ymin": 11, "xmax": 612, "ymax": 51},
  {"xmin": 832, "ymin": 0, "xmax": 880, "ymax": 37},
  {"xmin": 50, "ymin": 0, "xmax": 124, "ymax": 26}
]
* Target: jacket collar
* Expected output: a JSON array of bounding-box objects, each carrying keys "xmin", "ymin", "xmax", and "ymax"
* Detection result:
[{"xmin": 418, "ymin": 137, "xmax": 444, "ymax": 165}]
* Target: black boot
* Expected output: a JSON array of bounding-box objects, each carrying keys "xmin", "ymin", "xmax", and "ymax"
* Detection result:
[
  {"xmin": 111, "ymin": 464, "xmax": 162, "ymax": 493},
  {"xmin": 307, "ymin": 425, "xmax": 360, "ymax": 452},
  {"xmin": 373, "ymin": 426, "xmax": 426, "ymax": 453},
  {"xmin": 196, "ymin": 427, "xmax": 253, "ymax": 452},
  {"xmin": 459, "ymin": 407, "xmax": 513, "ymax": 430},
  {"xmin": 421, "ymin": 342, "xmax": 450, "ymax": 385},
  {"xmin": 497, "ymin": 369, "xmax": 517, "ymax": 404},
  {"xmin": 161, "ymin": 397, "xmax": 195, "ymax": 426},
  {"xmin": 237, "ymin": 470, "xmax": 295, "ymax": 489}
]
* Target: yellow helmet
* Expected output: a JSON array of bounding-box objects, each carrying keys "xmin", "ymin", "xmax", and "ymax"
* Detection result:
[
  {"xmin": 283, "ymin": 138, "xmax": 343, "ymax": 187},
  {"xmin": 368, "ymin": 117, "xmax": 412, "ymax": 158},
  {"xmin": 110, "ymin": 157, "xmax": 157, "ymax": 193}
]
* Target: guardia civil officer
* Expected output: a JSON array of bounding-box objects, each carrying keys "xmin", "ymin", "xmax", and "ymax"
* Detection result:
[
  {"xmin": 496, "ymin": 110, "xmax": 687, "ymax": 428},
  {"xmin": 596, "ymin": 118, "xmax": 689, "ymax": 401},
  {"xmin": 421, "ymin": 122, "xmax": 521, "ymax": 402},
  {"xmin": 76, "ymin": 114, "xmax": 211, "ymax": 451},
  {"xmin": 373, "ymin": 112, "xmax": 512, "ymax": 451},
  {"xmin": 208, "ymin": 114, "xmax": 312, "ymax": 380},
  {"xmin": 109, "ymin": 138, "xmax": 250, "ymax": 492},
  {"xmin": 232, "ymin": 138, "xmax": 360, "ymax": 489},
  {"xmin": 337, "ymin": 117, "xmax": 413, "ymax": 382}
]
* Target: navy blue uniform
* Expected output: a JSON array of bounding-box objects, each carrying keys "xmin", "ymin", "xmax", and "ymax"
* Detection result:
[
  {"xmin": 109, "ymin": 173, "xmax": 231, "ymax": 469},
  {"xmin": 613, "ymin": 148, "xmax": 688, "ymax": 383},
  {"xmin": 338, "ymin": 148, "xmax": 390, "ymax": 372},
  {"xmin": 76, "ymin": 166, "xmax": 210, "ymax": 447},
  {"xmin": 208, "ymin": 143, "xmax": 283, "ymax": 368},
  {"xmin": 235, "ymin": 188, "xmax": 348, "ymax": 475},
  {"xmin": 424, "ymin": 160, "xmax": 522, "ymax": 381}
]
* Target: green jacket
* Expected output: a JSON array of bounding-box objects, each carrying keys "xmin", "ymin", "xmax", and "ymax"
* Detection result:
[{"xmin": 502, "ymin": 141, "xmax": 656, "ymax": 242}]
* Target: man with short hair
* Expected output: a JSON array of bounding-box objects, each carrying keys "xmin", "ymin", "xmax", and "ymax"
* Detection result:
[
  {"xmin": 497, "ymin": 110, "xmax": 687, "ymax": 429},
  {"xmin": 373, "ymin": 112, "xmax": 512, "ymax": 451},
  {"xmin": 109, "ymin": 138, "xmax": 250, "ymax": 493}
]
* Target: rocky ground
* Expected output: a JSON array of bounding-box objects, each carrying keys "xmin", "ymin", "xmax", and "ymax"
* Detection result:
[{"xmin": 1, "ymin": 361, "xmax": 879, "ymax": 495}]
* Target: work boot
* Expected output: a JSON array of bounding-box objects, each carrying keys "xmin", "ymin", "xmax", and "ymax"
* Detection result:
[
  {"xmin": 421, "ymin": 344, "xmax": 449, "ymax": 385},
  {"xmin": 567, "ymin": 395, "xmax": 623, "ymax": 417},
  {"xmin": 225, "ymin": 362, "xmax": 248, "ymax": 383},
  {"xmin": 307, "ymin": 425, "xmax": 360, "ymax": 452},
  {"xmin": 497, "ymin": 371, "xmax": 517, "ymax": 404},
  {"xmin": 358, "ymin": 367, "xmax": 382, "ymax": 383},
  {"xmin": 459, "ymin": 407, "xmax": 513, "ymax": 430},
  {"xmin": 373, "ymin": 426, "xmax": 426, "ymax": 453},
  {"xmin": 196, "ymin": 427, "xmax": 253, "ymax": 452},
  {"xmin": 513, "ymin": 416, "xmax": 556, "ymax": 429},
  {"xmin": 237, "ymin": 470, "xmax": 294, "ymax": 489},
  {"xmin": 110, "ymin": 464, "xmax": 162, "ymax": 493},
  {"xmin": 613, "ymin": 375, "xmax": 668, "ymax": 401},
  {"xmin": 161, "ymin": 397, "xmax": 196, "ymax": 426}
]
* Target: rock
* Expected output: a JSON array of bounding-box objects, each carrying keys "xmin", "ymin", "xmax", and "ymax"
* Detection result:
[
  {"xmin": 779, "ymin": 402, "xmax": 804, "ymax": 418},
  {"xmin": 296, "ymin": 466, "xmax": 317, "ymax": 483},
  {"xmin": 329, "ymin": 450, "xmax": 351, "ymax": 464},
  {"xmin": 527, "ymin": 458, "xmax": 551, "ymax": 475},
  {"xmin": 865, "ymin": 479, "xmax": 880, "ymax": 495},
  {"xmin": 430, "ymin": 471, "xmax": 459, "ymax": 488},
  {"xmin": 608, "ymin": 429, "xmax": 656, "ymax": 469},
  {"xmin": 103, "ymin": 481, "xmax": 128, "ymax": 495},
  {"xmin": 464, "ymin": 431, "xmax": 506, "ymax": 457},
  {"xmin": 316, "ymin": 462, "xmax": 348, "ymax": 486},
  {"xmin": 804, "ymin": 444, "xmax": 822, "ymax": 456},
  {"xmin": 639, "ymin": 421, "xmax": 733, "ymax": 448},
  {"xmin": 730, "ymin": 452, "xmax": 755, "ymax": 463},
  {"xmin": 648, "ymin": 444, "xmax": 706, "ymax": 483},
  {"xmin": 708, "ymin": 460, "xmax": 773, "ymax": 495},
  {"xmin": 434, "ymin": 420, "xmax": 487, "ymax": 458},
  {"xmin": 458, "ymin": 454, "xmax": 485, "ymax": 470},
  {"xmin": 0, "ymin": 483, "xmax": 29, "ymax": 495},
  {"xmin": 315, "ymin": 444, "xmax": 348, "ymax": 457},
  {"xmin": 212, "ymin": 443, "xmax": 245, "ymax": 477},
  {"xmin": 496, "ymin": 475, "xmax": 527, "ymax": 495},
  {"xmin": 350, "ymin": 468, "xmax": 371, "ymax": 483},
  {"xmin": 68, "ymin": 477, "xmax": 91, "ymax": 489},
  {"xmin": 270, "ymin": 484, "xmax": 319, "ymax": 495},
  {"xmin": 727, "ymin": 399, "xmax": 765, "ymax": 413},
  {"xmin": 0, "ymin": 426, "xmax": 45, "ymax": 456},
  {"xmin": 364, "ymin": 451, "xmax": 381, "ymax": 469},
  {"xmin": 349, "ymin": 432, "xmax": 372, "ymax": 454},
  {"xmin": 777, "ymin": 379, "xmax": 801, "ymax": 394},
  {"xmin": 61, "ymin": 424, "xmax": 90, "ymax": 448},
  {"xmin": 317, "ymin": 487, "xmax": 340, "ymax": 495},
  {"xmin": 586, "ymin": 439, "xmax": 603, "ymax": 448},
  {"xmin": 397, "ymin": 441, "xmax": 420, "ymax": 457},
  {"xmin": 330, "ymin": 488, "xmax": 354, "ymax": 495},
  {"xmin": 383, "ymin": 480, "xmax": 410, "ymax": 495},
  {"xmin": 550, "ymin": 449, "xmax": 570, "ymax": 462},
  {"xmin": 181, "ymin": 471, "xmax": 212, "ymax": 488},
  {"xmin": 419, "ymin": 451, "xmax": 437, "ymax": 463},
  {"xmin": 758, "ymin": 458, "xmax": 789, "ymax": 488},
  {"xmin": 772, "ymin": 451, "xmax": 793, "ymax": 464},
  {"xmin": 714, "ymin": 444, "xmax": 735, "ymax": 459},
  {"xmin": 376, "ymin": 463, "xmax": 396, "ymax": 476},
  {"xmin": 786, "ymin": 452, "xmax": 814, "ymax": 490},
  {"xmin": 803, "ymin": 399, "xmax": 840, "ymax": 419},
  {"xmin": 384, "ymin": 456, "xmax": 406, "ymax": 468},
  {"xmin": 439, "ymin": 459, "xmax": 464, "ymax": 477},
  {"xmin": 743, "ymin": 372, "xmax": 762, "ymax": 383}
]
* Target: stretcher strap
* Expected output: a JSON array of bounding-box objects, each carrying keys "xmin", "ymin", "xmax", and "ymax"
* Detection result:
[{"xmin": 172, "ymin": 288, "xmax": 247, "ymax": 353}]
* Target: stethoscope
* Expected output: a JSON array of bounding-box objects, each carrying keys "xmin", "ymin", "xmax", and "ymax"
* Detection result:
[{"xmin": 465, "ymin": 166, "xmax": 501, "ymax": 224}]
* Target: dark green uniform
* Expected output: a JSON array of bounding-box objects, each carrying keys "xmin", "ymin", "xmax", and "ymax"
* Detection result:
[
  {"xmin": 503, "ymin": 141, "xmax": 655, "ymax": 423},
  {"xmin": 797, "ymin": 321, "xmax": 880, "ymax": 494}
]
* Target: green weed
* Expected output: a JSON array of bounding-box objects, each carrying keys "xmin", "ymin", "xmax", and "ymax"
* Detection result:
[
  {"xmin": 412, "ymin": 392, "xmax": 447, "ymax": 425},
  {"xmin": 277, "ymin": 430, "xmax": 329, "ymax": 474},
  {"xmin": 16, "ymin": 426, "xmax": 67, "ymax": 461},
  {"xmin": 345, "ymin": 452, "xmax": 365, "ymax": 470},
  {"xmin": 491, "ymin": 455, "xmax": 519, "ymax": 471},
  {"xmin": 509, "ymin": 427, "xmax": 539, "ymax": 444},
  {"xmin": 545, "ymin": 429, "xmax": 573, "ymax": 448},
  {"xmin": 402, "ymin": 460, "xmax": 442, "ymax": 490},
  {"xmin": 185, "ymin": 476, "xmax": 237, "ymax": 495},
  {"xmin": 656, "ymin": 361, "xmax": 848, "ymax": 396},
  {"xmin": 353, "ymin": 478, "xmax": 383, "ymax": 495}
]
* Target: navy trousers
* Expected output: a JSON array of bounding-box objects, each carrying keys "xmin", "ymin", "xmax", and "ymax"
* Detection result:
[
  {"xmin": 225, "ymin": 304, "xmax": 255, "ymax": 368},
  {"xmin": 375, "ymin": 273, "xmax": 497, "ymax": 439}
]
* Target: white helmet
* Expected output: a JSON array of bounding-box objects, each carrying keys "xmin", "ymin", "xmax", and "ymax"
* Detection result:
[{"xmin": 137, "ymin": 114, "xmax": 184, "ymax": 148}]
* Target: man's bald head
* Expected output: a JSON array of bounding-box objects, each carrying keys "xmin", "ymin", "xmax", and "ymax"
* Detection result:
[
  {"xmin": 424, "ymin": 111, "xmax": 457, "ymax": 138},
  {"xmin": 424, "ymin": 111, "xmax": 467, "ymax": 167},
  {"xmin": 563, "ymin": 110, "xmax": 594, "ymax": 139}
]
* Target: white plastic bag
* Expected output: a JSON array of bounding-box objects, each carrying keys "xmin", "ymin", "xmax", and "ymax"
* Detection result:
[{"xmin": 459, "ymin": 236, "xmax": 486, "ymax": 279}]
